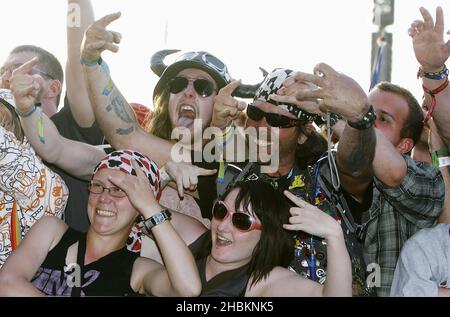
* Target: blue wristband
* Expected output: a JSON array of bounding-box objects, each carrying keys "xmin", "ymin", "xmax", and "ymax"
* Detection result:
[
  {"xmin": 80, "ymin": 56, "xmax": 102, "ymax": 67},
  {"xmin": 15, "ymin": 103, "xmax": 39, "ymax": 118}
]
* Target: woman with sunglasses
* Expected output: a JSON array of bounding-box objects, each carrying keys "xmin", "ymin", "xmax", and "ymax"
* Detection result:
[
  {"xmin": 0, "ymin": 150, "xmax": 201, "ymax": 297},
  {"xmin": 78, "ymin": 13, "xmax": 253, "ymax": 228},
  {"xmin": 153, "ymin": 179, "xmax": 352, "ymax": 297}
]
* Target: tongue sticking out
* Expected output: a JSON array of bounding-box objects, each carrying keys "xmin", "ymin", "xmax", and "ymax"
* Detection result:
[{"xmin": 177, "ymin": 116, "xmax": 195, "ymax": 128}]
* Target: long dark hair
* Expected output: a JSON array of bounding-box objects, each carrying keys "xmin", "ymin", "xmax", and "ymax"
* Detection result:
[
  {"xmin": 145, "ymin": 89, "xmax": 173, "ymax": 140},
  {"xmin": 209, "ymin": 180, "xmax": 294, "ymax": 287}
]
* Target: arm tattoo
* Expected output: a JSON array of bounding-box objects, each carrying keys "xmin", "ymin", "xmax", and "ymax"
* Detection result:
[
  {"xmin": 337, "ymin": 126, "xmax": 376, "ymax": 180},
  {"xmin": 106, "ymin": 92, "xmax": 136, "ymax": 124},
  {"xmin": 105, "ymin": 90, "xmax": 137, "ymax": 136},
  {"xmin": 116, "ymin": 127, "xmax": 134, "ymax": 135}
]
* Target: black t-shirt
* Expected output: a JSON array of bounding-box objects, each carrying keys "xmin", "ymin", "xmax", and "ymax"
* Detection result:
[
  {"xmin": 31, "ymin": 227, "xmax": 139, "ymax": 296},
  {"xmin": 192, "ymin": 155, "xmax": 220, "ymax": 219},
  {"xmin": 48, "ymin": 95, "xmax": 104, "ymax": 232}
]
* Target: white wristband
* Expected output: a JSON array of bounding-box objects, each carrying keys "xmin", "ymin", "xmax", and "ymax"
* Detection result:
[
  {"xmin": 159, "ymin": 165, "xmax": 172, "ymax": 188},
  {"xmin": 438, "ymin": 156, "xmax": 450, "ymax": 168}
]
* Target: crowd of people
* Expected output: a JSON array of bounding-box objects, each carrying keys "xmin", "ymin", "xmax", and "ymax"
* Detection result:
[{"xmin": 0, "ymin": 1, "xmax": 449, "ymax": 297}]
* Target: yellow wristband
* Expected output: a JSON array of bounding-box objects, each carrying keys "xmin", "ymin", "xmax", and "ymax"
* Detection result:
[{"xmin": 159, "ymin": 165, "xmax": 171, "ymax": 184}]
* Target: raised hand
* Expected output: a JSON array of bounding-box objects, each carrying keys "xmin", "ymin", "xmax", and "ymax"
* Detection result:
[
  {"xmin": 165, "ymin": 160, "xmax": 217, "ymax": 198},
  {"xmin": 283, "ymin": 191, "xmax": 343, "ymax": 241},
  {"xmin": 81, "ymin": 12, "xmax": 122, "ymax": 62},
  {"xmin": 212, "ymin": 80, "xmax": 247, "ymax": 130},
  {"xmin": 409, "ymin": 7, "xmax": 450, "ymax": 72},
  {"xmin": 271, "ymin": 77, "xmax": 324, "ymax": 116},
  {"xmin": 274, "ymin": 63, "xmax": 369, "ymax": 122},
  {"xmin": 10, "ymin": 57, "xmax": 46, "ymax": 112}
]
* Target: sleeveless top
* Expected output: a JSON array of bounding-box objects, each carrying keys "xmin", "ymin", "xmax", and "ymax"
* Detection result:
[
  {"xmin": 215, "ymin": 155, "xmax": 374, "ymax": 296},
  {"xmin": 189, "ymin": 231, "xmax": 250, "ymax": 297},
  {"xmin": 31, "ymin": 227, "xmax": 140, "ymax": 296}
]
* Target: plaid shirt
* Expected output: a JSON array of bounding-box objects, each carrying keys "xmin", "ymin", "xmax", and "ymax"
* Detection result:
[{"xmin": 362, "ymin": 155, "xmax": 444, "ymax": 297}]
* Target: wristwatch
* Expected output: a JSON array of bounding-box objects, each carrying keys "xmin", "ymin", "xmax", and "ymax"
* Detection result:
[{"xmin": 142, "ymin": 210, "xmax": 172, "ymax": 236}]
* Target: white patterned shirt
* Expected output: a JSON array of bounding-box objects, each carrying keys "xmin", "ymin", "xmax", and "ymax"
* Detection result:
[{"xmin": 0, "ymin": 127, "xmax": 69, "ymax": 267}]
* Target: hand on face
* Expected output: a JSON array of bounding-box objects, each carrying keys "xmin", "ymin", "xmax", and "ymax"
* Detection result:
[
  {"xmin": 165, "ymin": 160, "xmax": 217, "ymax": 198},
  {"xmin": 409, "ymin": 6, "xmax": 450, "ymax": 72},
  {"xmin": 283, "ymin": 191, "xmax": 343, "ymax": 241},
  {"xmin": 274, "ymin": 63, "xmax": 369, "ymax": 122},
  {"xmin": 81, "ymin": 12, "xmax": 122, "ymax": 62},
  {"xmin": 10, "ymin": 57, "xmax": 45, "ymax": 112},
  {"xmin": 107, "ymin": 160, "xmax": 160, "ymax": 218},
  {"xmin": 212, "ymin": 80, "xmax": 247, "ymax": 130}
]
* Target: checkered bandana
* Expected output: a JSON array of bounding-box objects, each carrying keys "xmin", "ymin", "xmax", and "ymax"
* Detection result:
[
  {"xmin": 254, "ymin": 68, "xmax": 317, "ymax": 121},
  {"xmin": 93, "ymin": 149, "xmax": 161, "ymax": 201}
]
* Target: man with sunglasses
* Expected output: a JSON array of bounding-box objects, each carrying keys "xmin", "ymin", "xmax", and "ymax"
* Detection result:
[{"xmin": 185, "ymin": 68, "xmax": 377, "ymax": 296}]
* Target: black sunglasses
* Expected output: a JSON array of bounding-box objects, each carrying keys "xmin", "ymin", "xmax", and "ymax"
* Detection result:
[
  {"xmin": 168, "ymin": 77, "xmax": 216, "ymax": 98},
  {"xmin": 246, "ymin": 104, "xmax": 305, "ymax": 128},
  {"xmin": 212, "ymin": 200, "xmax": 261, "ymax": 232}
]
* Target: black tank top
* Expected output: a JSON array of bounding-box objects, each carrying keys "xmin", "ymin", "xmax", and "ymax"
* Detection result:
[
  {"xmin": 31, "ymin": 227, "xmax": 139, "ymax": 296},
  {"xmin": 189, "ymin": 231, "xmax": 250, "ymax": 297}
]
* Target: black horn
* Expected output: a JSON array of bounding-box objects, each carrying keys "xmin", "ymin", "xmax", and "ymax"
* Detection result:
[
  {"xmin": 259, "ymin": 67, "xmax": 269, "ymax": 78},
  {"xmin": 150, "ymin": 49, "xmax": 181, "ymax": 77},
  {"xmin": 233, "ymin": 67, "xmax": 269, "ymax": 99}
]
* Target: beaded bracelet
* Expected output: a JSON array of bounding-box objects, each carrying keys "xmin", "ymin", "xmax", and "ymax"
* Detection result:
[{"xmin": 417, "ymin": 65, "xmax": 449, "ymax": 80}]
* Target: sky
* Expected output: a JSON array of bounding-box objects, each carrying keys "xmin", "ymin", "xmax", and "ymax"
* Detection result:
[{"xmin": 1, "ymin": 0, "xmax": 449, "ymax": 109}]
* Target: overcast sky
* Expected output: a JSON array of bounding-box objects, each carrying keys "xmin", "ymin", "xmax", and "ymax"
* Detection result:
[{"xmin": 1, "ymin": 0, "xmax": 449, "ymax": 109}]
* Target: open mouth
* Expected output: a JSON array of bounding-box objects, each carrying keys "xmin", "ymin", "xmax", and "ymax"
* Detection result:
[
  {"xmin": 177, "ymin": 104, "xmax": 197, "ymax": 128},
  {"xmin": 215, "ymin": 234, "xmax": 232, "ymax": 247},
  {"xmin": 96, "ymin": 209, "xmax": 117, "ymax": 217}
]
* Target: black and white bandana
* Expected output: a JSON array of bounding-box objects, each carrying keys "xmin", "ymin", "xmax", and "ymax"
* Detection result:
[{"xmin": 254, "ymin": 68, "xmax": 317, "ymax": 121}]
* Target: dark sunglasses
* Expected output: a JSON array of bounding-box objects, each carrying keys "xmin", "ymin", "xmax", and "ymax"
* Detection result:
[
  {"xmin": 212, "ymin": 200, "xmax": 261, "ymax": 232},
  {"xmin": 246, "ymin": 104, "xmax": 306, "ymax": 128},
  {"xmin": 168, "ymin": 77, "xmax": 216, "ymax": 98}
]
